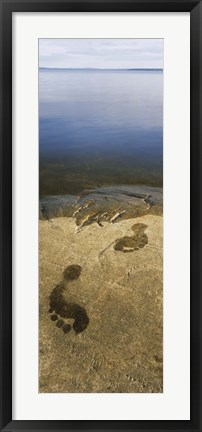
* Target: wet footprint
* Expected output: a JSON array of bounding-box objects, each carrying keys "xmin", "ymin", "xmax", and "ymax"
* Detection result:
[
  {"xmin": 49, "ymin": 265, "xmax": 89, "ymax": 335},
  {"xmin": 114, "ymin": 223, "xmax": 148, "ymax": 253}
]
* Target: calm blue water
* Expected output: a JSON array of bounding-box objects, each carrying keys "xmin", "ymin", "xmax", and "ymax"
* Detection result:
[{"xmin": 39, "ymin": 69, "xmax": 163, "ymax": 195}]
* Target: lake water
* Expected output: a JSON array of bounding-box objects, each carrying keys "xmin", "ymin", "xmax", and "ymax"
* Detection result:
[{"xmin": 39, "ymin": 69, "xmax": 163, "ymax": 196}]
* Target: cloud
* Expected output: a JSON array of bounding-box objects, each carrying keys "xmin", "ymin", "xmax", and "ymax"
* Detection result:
[{"xmin": 39, "ymin": 39, "xmax": 163, "ymax": 69}]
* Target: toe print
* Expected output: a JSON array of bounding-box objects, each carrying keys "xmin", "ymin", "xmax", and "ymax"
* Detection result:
[
  {"xmin": 56, "ymin": 319, "xmax": 65, "ymax": 328},
  {"xmin": 63, "ymin": 264, "xmax": 82, "ymax": 281},
  {"xmin": 51, "ymin": 314, "xmax": 58, "ymax": 321},
  {"xmin": 114, "ymin": 223, "xmax": 148, "ymax": 253},
  {"xmin": 62, "ymin": 324, "xmax": 72, "ymax": 334},
  {"xmin": 49, "ymin": 265, "xmax": 89, "ymax": 335}
]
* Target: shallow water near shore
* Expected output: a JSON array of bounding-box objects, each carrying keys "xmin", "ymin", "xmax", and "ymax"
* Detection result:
[
  {"xmin": 39, "ymin": 69, "xmax": 163, "ymax": 196},
  {"xmin": 40, "ymin": 184, "xmax": 163, "ymax": 225}
]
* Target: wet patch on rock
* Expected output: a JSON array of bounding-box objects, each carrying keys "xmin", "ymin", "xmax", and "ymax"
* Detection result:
[
  {"xmin": 62, "ymin": 324, "xmax": 72, "ymax": 334},
  {"xmin": 56, "ymin": 319, "xmax": 65, "ymax": 328},
  {"xmin": 114, "ymin": 223, "xmax": 148, "ymax": 253},
  {"xmin": 63, "ymin": 264, "xmax": 82, "ymax": 281},
  {"xmin": 49, "ymin": 266, "xmax": 89, "ymax": 335}
]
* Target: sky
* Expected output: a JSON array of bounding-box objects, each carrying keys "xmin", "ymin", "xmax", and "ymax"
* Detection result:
[{"xmin": 39, "ymin": 39, "xmax": 163, "ymax": 69}]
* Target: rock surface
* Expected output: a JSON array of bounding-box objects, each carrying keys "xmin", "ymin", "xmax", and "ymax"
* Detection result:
[{"xmin": 39, "ymin": 214, "xmax": 163, "ymax": 393}]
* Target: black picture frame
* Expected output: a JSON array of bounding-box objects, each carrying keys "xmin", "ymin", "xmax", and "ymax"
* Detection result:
[{"xmin": 0, "ymin": 1, "xmax": 201, "ymax": 431}]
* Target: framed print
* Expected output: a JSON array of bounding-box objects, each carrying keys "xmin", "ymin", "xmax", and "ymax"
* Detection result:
[{"xmin": 0, "ymin": 0, "xmax": 201, "ymax": 431}]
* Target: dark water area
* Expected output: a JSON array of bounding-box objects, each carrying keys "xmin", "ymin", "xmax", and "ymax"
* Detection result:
[{"xmin": 39, "ymin": 69, "xmax": 163, "ymax": 197}]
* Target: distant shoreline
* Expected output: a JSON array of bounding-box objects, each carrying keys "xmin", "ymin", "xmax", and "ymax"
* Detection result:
[{"xmin": 39, "ymin": 67, "xmax": 163, "ymax": 71}]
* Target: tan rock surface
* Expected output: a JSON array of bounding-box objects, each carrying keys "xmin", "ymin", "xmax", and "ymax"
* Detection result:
[{"xmin": 39, "ymin": 214, "xmax": 163, "ymax": 393}]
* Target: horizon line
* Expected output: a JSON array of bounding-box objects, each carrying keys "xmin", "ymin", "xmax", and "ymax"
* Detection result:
[{"xmin": 39, "ymin": 67, "xmax": 163, "ymax": 71}]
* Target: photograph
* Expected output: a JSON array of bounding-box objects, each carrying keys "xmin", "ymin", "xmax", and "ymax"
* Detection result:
[{"xmin": 39, "ymin": 38, "xmax": 163, "ymax": 393}]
